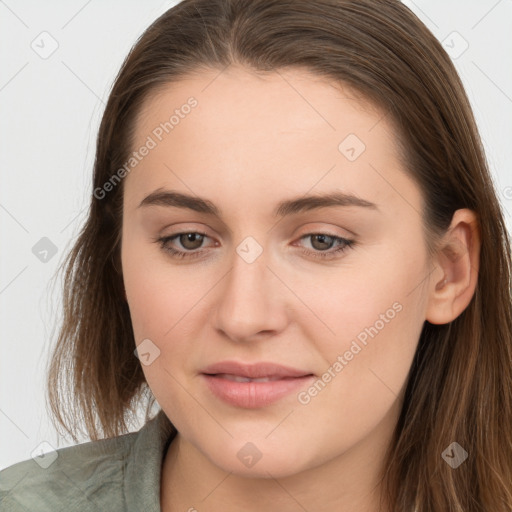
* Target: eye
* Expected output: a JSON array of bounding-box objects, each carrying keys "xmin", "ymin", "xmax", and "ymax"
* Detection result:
[
  {"xmin": 155, "ymin": 232, "xmax": 213, "ymax": 260},
  {"xmin": 153, "ymin": 231, "xmax": 355, "ymax": 261},
  {"xmin": 294, "ymin": 233, "xmax": 355, "ymax": 260}
]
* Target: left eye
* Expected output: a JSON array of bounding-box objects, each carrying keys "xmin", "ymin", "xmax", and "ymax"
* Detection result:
[
  {"xmin": 154, "ymin": 232, "xmax": 355, "ymax": 261},
  {"xmin": 294, "ymin": 233, "xmax": 355, "ymax": 260}
]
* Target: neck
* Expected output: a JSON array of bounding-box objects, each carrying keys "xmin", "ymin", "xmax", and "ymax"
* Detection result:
[{"xmin": 160, "ymin": 404, "xmax": 399, "ymax": 512}]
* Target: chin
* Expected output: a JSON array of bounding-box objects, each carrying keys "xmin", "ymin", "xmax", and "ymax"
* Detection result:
[{"xmin": 202, "ymin": 438, "xmax": 315, "ymax": 479}]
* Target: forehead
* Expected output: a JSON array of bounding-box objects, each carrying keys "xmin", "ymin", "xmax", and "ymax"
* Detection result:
[
  {"xmin": 124, "ymin": 65, "xmax": 417, "ymax": 219},
  {"xmin": 134, "ymin": 65, "xmax": 391, "ymax": 145}
]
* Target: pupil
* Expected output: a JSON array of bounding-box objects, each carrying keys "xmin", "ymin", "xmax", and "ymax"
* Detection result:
[
  {"xmin": 181, "ymin": 233, "xmax": 203, "ymax": 249},
  {"xmin": 312, "ymin": 234, "xmax": 332, "ymax": 250}
]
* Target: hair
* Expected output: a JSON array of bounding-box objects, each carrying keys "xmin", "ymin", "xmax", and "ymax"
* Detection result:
[{"xmin": 46, "ymin": 0, "xmax": 512, "ymax": 509}]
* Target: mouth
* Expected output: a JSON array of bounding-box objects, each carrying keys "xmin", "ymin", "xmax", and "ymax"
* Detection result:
[
  {"xmin": 210, "ymin": 373, "xmax": 306, "ymax": 383},
  {"xmin": 200, "ymin": 360, "xmax": 314, "ymax": 379},
  {"xmin": 200, "ymin": 361, "xmax": 315, "ymax": 408}
]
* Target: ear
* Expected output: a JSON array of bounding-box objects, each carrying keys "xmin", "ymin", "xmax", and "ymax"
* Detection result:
[{"xmin": 425, "ymin": 208, "xmax": 480, "ymax": 325}]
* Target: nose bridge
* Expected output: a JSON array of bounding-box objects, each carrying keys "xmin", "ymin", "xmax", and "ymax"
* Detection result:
[{"xmin": 213, "ymin": 234, "xmax": 286, "ymax": 341}]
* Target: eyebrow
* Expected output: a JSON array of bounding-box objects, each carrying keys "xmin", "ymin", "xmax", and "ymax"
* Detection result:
[{"xmin": 138, "ymin": 189, "xmax": 378, "ymax": 217}]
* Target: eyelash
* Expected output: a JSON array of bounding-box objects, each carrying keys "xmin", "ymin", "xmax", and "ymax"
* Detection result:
[{"xmin": 154, "ymin": 231, "xmax": 355, "ymax": 261}]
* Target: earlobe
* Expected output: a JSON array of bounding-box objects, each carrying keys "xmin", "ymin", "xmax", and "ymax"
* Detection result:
[{"xmin": 425, "ymin": 209, "xmax": 480, "ymax": 325}]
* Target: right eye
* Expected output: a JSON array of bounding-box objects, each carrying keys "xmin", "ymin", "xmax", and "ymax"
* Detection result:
[{"xmin": 155, "ymin": 232, "xmax": 214, "ymax": 259}]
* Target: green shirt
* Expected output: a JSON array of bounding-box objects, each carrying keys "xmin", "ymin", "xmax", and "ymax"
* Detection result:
[{"xmin": 0, "ymin": 409, "xmax": 176, "ymax": 511}]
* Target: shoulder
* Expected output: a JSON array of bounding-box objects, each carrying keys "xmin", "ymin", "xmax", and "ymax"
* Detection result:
[
  {"xmin": 0, "ymin": 410, "xmax": 176, "ymax": 512},
  {"xmin": 0, "ymin": 430, "xmax": 138, "ymax": 512}
]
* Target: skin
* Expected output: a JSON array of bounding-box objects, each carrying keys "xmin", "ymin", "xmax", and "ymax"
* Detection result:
[{"xmin": 120, "ymin": 65, "xmax": 480, "ymax": 512}]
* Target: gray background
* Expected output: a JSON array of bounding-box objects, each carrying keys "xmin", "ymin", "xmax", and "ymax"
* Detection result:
[{"xmin": 1, "ymin": 0, "xmax": 511, "ymax": 470}]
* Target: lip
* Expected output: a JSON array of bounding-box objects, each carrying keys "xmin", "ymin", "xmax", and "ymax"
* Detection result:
[
  {"xmin": 200, "ymin": 361, "xmax": 315, "ymax": 408},
  {"xmin": 201, "ymin": 360, "xmax": 313, "ymax": 379}
]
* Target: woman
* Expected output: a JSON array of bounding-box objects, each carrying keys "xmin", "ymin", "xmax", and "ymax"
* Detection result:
[{"xmin": 1, "ymin": 0, "xmax": 511, "ymax": 510}]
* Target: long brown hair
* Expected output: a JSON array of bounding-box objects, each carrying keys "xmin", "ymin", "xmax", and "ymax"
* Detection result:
[{"xmin": 46, "ymin": 0, "xmax": 512, "ymax": 509}]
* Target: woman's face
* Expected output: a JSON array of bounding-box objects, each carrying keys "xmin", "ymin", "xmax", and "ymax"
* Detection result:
[{"xmin": 121, "ymin": 65, "xmax": 432, "ymax": 478}]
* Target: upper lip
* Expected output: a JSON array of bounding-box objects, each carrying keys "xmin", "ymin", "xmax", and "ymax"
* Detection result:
[{"xmin": 201, "ymin": 361, "xmax": 313, "ymax": 379}]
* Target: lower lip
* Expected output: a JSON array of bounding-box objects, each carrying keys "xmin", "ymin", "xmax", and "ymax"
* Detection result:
[{"xmin": 201, "ymin": 374, "xmax": 315, "ymax": 408}]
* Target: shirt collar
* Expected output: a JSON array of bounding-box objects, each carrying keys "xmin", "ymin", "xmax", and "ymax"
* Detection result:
[{"xmin": 124, "ymin": 409, "xmax": 176, "ymax": 512}]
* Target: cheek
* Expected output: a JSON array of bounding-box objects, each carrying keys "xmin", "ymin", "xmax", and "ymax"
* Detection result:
[
  {"xmin": 291, "ymin": 239, "xmax": 427, "ymax": 415},
  {"xmin": 124, "ymin": 260, "xmax": 201, "ymax": 350},
  {"xmin": 122, "ymin": 255, "xmax": 204, "ymax": 421},
  {"xmin": 291, "ymin": 290, "xmax": 423, "ymax": 463},
  {"xmin": 286, "ymin": 237, "xmax": 428, "ymax": 356},
  {"xmin": 121, "ymin": 222, "xmax": 197, "ymax": 339},
  {"xmin": 121, "ymin": 238, "xmax": 219, "ymax": 397}
]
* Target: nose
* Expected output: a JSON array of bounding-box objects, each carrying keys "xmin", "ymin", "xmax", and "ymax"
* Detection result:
[{"xmin": 213, "ymin": 240, "xmax": 289, "ymax": 343}]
